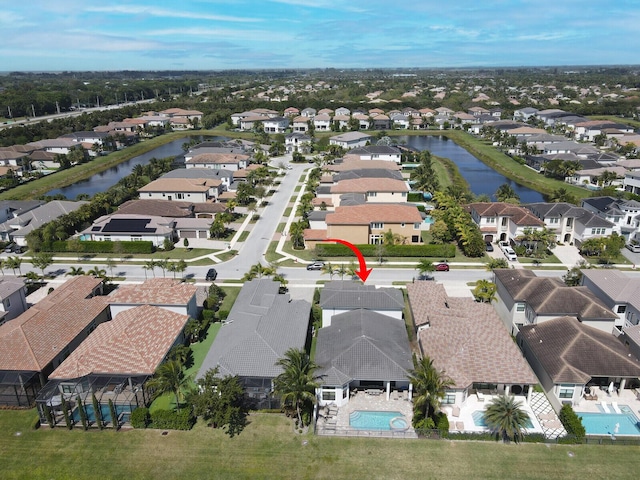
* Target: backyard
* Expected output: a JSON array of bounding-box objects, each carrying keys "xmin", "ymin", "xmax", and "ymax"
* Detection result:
[{"xmin": 1, "ymin": 409, "xmax": 639, "ymax": 479}]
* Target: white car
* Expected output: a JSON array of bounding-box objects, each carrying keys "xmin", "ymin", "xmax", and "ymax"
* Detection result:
[
  {"xmin": 626, "ymin": 243, "xmax": 640, "ymax": 253},
  {"xmin": 503, "ymin": 247, "xmax": 518, "ymax": 262}
]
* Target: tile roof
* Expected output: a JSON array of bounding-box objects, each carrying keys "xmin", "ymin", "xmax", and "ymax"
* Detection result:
[
  {"xmin": 407, "ymin": 282, "xmax": 538, "ymax": 389},
  {"xmin": 320, "ymin": 281, "xmax": 405, "ymax": 311},
  {"xmin": 520, "ymin": 316, "xmax": 640, "ymax": 384},
  {"xmin": 117, "ymin": 199, "xmax": 194, "ymax": 217},
  {"xmin": 468, "ymin": 202, "xmax": 545, "ymax": 227},
  {"xmin": 315, "ymin": 309, "xmax": 412, "ymax": 386},
  {"xmin": 334, "ymin": 169, "xmax": 404, "ymax": 182},
  {"xmin": 50, "ymin": 305, "xmax": 188, "ymax": 379},
  {"xmin": 0, "ymin": 276, "xmax": 25, "ymax": 299},
  {"xmin": 326, "ymin": 204, "xmax": 422, "ymax": 225},
  {"xmin": 138, "ymin": 178, "xmax": 221, "ymax": 192},
  {"xmin": 197, "ymin": 279, "xmax": 310, "ymax": 380},
  {"xmin": 581, "ymin": 269, "xmax": 640, "ymax": 310},
  {"xmin": 328, "ymin": 159, "xmax": 401, "ymax": 171},
  {"xmin": 0, "ymin": 276, "xmax": 108, "ymax": 372},
  {"xmin": 108, "ymin": 278, "xmax": 197, "ymax": 307},
  {"xmin": 494, "ymin": 269, "xmax": 617, "ymax": 321},
  {"xmin": 330, "ymin": 178, "xmax": 408, "ymax": 194},
  {"xmin": 186, "ymin": 153, "xmax": 249, "ymax": 164},
  {"xmin": 303, "ymin": 229, "xmax": 328, "ymax": 240}
]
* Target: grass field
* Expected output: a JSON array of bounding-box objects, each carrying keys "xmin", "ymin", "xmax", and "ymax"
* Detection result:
[{"xmin": 1, "ymin": 409, "xmax": 639, "ymax": 480}]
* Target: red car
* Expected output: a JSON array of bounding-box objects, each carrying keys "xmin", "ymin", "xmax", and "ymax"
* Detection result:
[{"xmin": 435, "ymin": 262, "xmax": 450, "ymax": 271}]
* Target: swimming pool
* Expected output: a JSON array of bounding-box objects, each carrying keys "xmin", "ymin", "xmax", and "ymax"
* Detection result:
[
  {"xmin": 577, "ymin": 411, "xmax": 640, "ymax": 436},
  {"xmin": 72, "ymin": 404, "xmax": 132, "ymax": 424},
  {"xmin": 349, "ymin": 411, "xmax": 408, "ymax": 430},
  {"xmin": 472, "ymin": 410, "xmax": 534, "ymax": 429}
]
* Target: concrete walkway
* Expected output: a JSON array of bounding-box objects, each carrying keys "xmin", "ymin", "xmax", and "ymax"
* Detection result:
[
  {"xmin": 551, "ymin": 245, "xmax": 585, "ymax": 269},
  {"xmin": 529, "ymin": 392, "xmax": 567, "ymax": 440}
]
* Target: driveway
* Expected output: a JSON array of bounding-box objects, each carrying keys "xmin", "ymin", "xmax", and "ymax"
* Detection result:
[{"xmin": 551, "ymin": 244, "xmax": 584, "ymax": 268}]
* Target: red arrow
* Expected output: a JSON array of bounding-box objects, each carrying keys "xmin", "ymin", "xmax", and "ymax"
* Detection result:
[{"xmin": 324, "ymin": 238, "xmax": 372, "ymax": 283}]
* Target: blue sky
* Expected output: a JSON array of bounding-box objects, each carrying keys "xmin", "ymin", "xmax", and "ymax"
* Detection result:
[{"xmin": 1, "ymin": 1, "xmax": 639, "ymax": 71}]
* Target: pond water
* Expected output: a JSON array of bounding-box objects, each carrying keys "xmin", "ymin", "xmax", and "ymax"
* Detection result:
[{"xmin": 397, "ymin": 135, "xmax": 545, "ymax": 203}]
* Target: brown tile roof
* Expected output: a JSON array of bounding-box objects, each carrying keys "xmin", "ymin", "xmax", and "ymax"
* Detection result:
[
  {"xmin": 108, "ymin": 278, "xmax": 197, "ymax": 307},
  {"xmin": 312, "ymin": 197, "xmax": 333, "ymax": 207},
  {"xmin": 326, "ymin": 204, "xmax": 422, "ymax": 225},
  {"xmin": 0, "ymin": 276, "xmax": 109, "ymax": 372},
  {"xmin": 139, "ymin": 178, "xmax": 221, "ymax": 192},
  {"xmin": 49, "ymin": 305, "xmax": 189, "ymax": 379},
  {"xmin": 304, "ymin": 229, "xmax": 328, "ymax": 240},
  {"xmin": 330, "ymin": 178, "xmax": 408, "ymax": 194},
  {"xmin": 520, "ymin": 316, "xmax": 640, "ymax": 383},
  {"xmin": 187, "ymin": 153, "xmax": 249, "ymax": 164},
  {"xmin": 407, "ymin": 282, "xmax": 538, "ymax": 388},
  {"xmin": 117, "ymin": 199, "xmax": 194, "ymax": 217},
  {"xmin": 468, "ymin": 202, "xmax": 545, "ymax": 227},
  {"xmin": 494, "ymin": 270, "xmax": 617, "ymax": 321},
  {"xmin": 329, "ymin": 159, "xmax": 401, "ymax": 171},
  {"xmin": 193, "ymin": 203, "xmax": 227, "ymax": 214}
]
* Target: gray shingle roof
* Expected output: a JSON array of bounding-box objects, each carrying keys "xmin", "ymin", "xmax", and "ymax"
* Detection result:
[
  {"xmin": 320, "ymin": 281, "xmax": 405, "ymax": 311},
  {"xmin": 315, "ymin": 309, "xmax": 412, "ymax": 386},
  {"xmin": 520, "ymin": 316, "xmax": 640, "ymax": 384},
  {"xmin": 197, "ymin": 279, "xmax": 310, "ymax": 380}
]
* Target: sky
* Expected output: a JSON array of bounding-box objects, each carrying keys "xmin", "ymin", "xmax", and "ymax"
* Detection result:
[{"xmin": 1, "ymin": 1, "xmax": 639, "ymax": 71}]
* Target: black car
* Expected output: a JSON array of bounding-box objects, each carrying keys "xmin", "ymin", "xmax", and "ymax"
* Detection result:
[
  {"xmin": 206, "ymin": 268, "xmax": 218, "ymax": 281},
  {"xmin": 416, "ymin": 274, "xmax": 434, "ymax": 281},
  {"xmin": 485, "ymin": 242, "xmax": 494, "ymax": 252},
  {"xmin": 306, "ymin": 261, "xmax": 325, "ymax": 271}
]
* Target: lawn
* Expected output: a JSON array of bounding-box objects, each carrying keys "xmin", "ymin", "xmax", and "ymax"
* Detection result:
[{"xmin": 1, "ymin": 409, "xmax": 639, "ymax": 480}]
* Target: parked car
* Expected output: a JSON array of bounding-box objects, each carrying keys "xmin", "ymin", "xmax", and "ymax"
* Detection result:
[
  {"xmin": 206, "ymin": 268, "xmax": 218, "ymax": 281},
  {"xmin": 626, "ymin": 243, "xmax": 640, "ymax": 253},
  {"xmin": 435, "ymin": 262, "xmax": 450, "ymax": 272},
  {"xmin": 416, "ymin": 274, "xmax": 435, "ymax": 281},
  {"xmin": 485, "ymin": 242, "xmax": 494, "ymax": 252},
  {"xmin": 306, "ymin": 261, "xmax": 325, "ymax": 271},
  {"xmin": 503, "ymin": 247, "xmax": 518, "ymax": 262}
]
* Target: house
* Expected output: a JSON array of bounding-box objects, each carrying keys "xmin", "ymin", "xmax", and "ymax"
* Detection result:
[
  {"xmin": 525, "ymin": 202, "xmax": 616, "ymax": 245},
  {"xmin": 116, "ymin": 199, "xmax": 226, "ymax": 219},
  {"xmin": 390, "ymin": 113, "xmax": 411, "ymax": 129},
  {"xmin": 569, "ymin": 167, "xmax": 625, "ymax": 189},
  {"xmin": 371, "ymin": 114, "xmax": 390, "ymax": 130},
  {"xmin": 352, "ymin": 113, "xmax": 371, "ymax": 130},
  {"xmin": 327, "ymin": 159, "xmax": 401, "ymax": 173},
  {"xmin": 408, "ymin": 282, "xmax": 538, "ymax": 409},
  {"xmin": 0, "ymin": 276, "xmax": 28, "ymax": 324},
  {"xmin": 81, "ymin": 214, "xmax": 175, "ymax": 247},
  {"xmin": 185, "ymin": 152, "xmax": 249, "ymax": 171},
  {"xmin": 493, "ymin": 269, "xmax": 618, "ymax": 334},
  {"xmin": 344, "ymin": 146, "xmax": 402, "ymax": 163},
  {"xmin": 321, "ymin": 178, "xmax": 409, "ymax": 207},
  {"xmin": 313, "ymin": 114, "xmax": 332, "ymax": 131},
  {"xmin": 108, "ymin": 278, "xmax": 199, "ymax": 319},
  {"xmin": 329, "ymin": 132, "xmax": 372, "ymax": 149},
  {"xmin": 304, "ymin": 204, "xmax": 425, "ymax": 249},
  {"xmin": 333, "ymin": 114, "xmax": 351, "ymax": 130},
  {"xmin": 4, "ymin": 200, "xmax": 88, "ymax": 247},
  {"xmin": 283, "ymin": 107, "xmax": 300, "ymax": 117},
  {"xmin": 319, "ymin": 281, "xmax": 404, "ymax": 328},
  {"xmin": 519, "ymin": 316, "xmax": 640, "ymax": 410},
  {"xmin": 162, "ymin": 167, "xmax": 235, "ymax": 191},
  {"xmin": 582, "ymin": 196, "xmax": 640, "ymax": 243},
  {"xmin": 26, "ymin": 138, "xmax": 77, "ymax": 155},
  {"xmin": 315, "ymin": 309, "xmax": 412, "ymax": 407},
  {"xmin": 0, "ymin": 276, "xmax": 109, "ymax": 406},
  {"xmin": 0, "ymin": 200, "xmax": 43, "ymax": 241},
  {"xmin": 291, "ymin": 116, "xmax": 310, "ymax": 132},
  {"xmin": 513, "ymin": 107, "xmax": 539, "ymax": 122},
  {"xmin": 334, "ymin": 107, "xmax": 351, "ymax": 117},
  {"xmin": 285, "ymin": 132, "xmax": 312, "ymax": 154},
  {"xmin": 197, "ymin": 279, "xmax": 310, "ymax": 409},
  {"xmin": 35, "ymin": 304, "xmax": 189, "ymax": 428},
  {"xmin": 239, "ymin": 115, "xmax": 270, "ymax": 131},
  {"xmin": 580, "ymin": 269, "xmax": 640, "ymax": 330},
  {"xmin": 159, "ymin": 108, "xmax": 203, "ymax": 122},
  {"xmin": 467, "ymin": 202, "xmax": 544, "ymax": 243},
  {"xmin": 262, "ymin": 116, "xmax": 289, "ymax": 133},
  {"xmin": 301, "ymin": 108, "xmax": 316, "ymax": 117},
  {"xmin": 138, "ymin": 177, "xmax": 223, "ymax": 202}
]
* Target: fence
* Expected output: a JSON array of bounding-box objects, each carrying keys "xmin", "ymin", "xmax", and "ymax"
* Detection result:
[{"xmin": 316, "ymin": 425, "xmax": 418, "ymax": 439}]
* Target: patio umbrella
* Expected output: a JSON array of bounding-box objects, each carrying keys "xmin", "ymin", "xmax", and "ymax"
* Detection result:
[
  {"xmin": 614, "ymin": 423, "xmax": 620, "ymax": 435},
  {"xmin": 608, "ymin": 382, "xmax": 615, "ymax": 395}
]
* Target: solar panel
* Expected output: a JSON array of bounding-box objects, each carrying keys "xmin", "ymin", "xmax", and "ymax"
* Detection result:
[{"xmin": 102, "ymin": 218, "xmax": 156, "ymax": 233}]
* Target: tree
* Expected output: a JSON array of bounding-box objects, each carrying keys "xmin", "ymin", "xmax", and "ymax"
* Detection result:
[
  {"xmin": 548, "ymin": 187, "xmax": 577, "ymax": 204},
  {"xmin": 146, "ymin": 359, "xmax": 193, "ymax": 413},
  {"xmin": 5, "ymin": 256, "xmax": 22, "ymax": 275},
  {"xmin": 209, "ymin": 216, "xmax": 227, "ymax": 239},
  {"xmin": 189, "ymin": 368, "xmax": 248, "ymax": 437},
  {"xmin": 143, "ymin": 260, "xmax": 156, "ymax": 279},
  {"xmin": 417, "ymin": 259, "xmax": 435, "ymax": 276},
  {"xmin": 105, "ymin": 257, "xmax": 117, "ymax": 279},
  {"xmin": 472, "ymin": 280, "xmax": 497, "ymax": 303},
  {"xmin": 156, "ymin": 258, "xmax": 169, "ymax": 277},
  {"xmin": 482, "ymin": 395, "xmax": 531, "ymax": 443},
  {"xmin": 407, "ymin": 355, "xmax": 454, "ymax": 428},
  {"xmin": 66, "ymin": 266, "xmax": 85, "ymax": 276},
  {"xmin": 495, "ymin": 183, "xmax": 520, "ymax": 203},
  {"xmin": 563, "ymin": 266, "xmax": 584, "ymax": 286},
  {"xmin": 485, "ymin": 258, "xmax": 509, "ymax": 270},
  {"xmin": 87, "ymin": 267, "xmax": 106, "ymax": 279},
  {"xmin": 273, "ymin": 348, "xmax": 320, "ymax": 427},
  {"xmin": 31, "ymin": 252, "xmax": 53, "ymax": 278}
]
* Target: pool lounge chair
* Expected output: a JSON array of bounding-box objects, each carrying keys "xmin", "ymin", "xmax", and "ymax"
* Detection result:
[
  {"xmin": 612, "ymin": 402, "xmax": 622, "ymax": 414},
  {"xmin": 601, "ymin": 401, "xmax": 611, "ymax": 413},
  {"xmin": 476, "ymin": 392, "xmax": 485, "ymax": 402},
  {"xmin": 455, "ymin": 421, "xmax": 465, "ymax": 432},
  {"xmin": 452, "ymin": 406, "xmax": 460, "ymax": 418}
]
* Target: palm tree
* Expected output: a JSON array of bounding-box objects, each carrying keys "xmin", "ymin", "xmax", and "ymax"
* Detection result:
[
  {"xmin": 143, "ymin": 260, "xmax": 157, "ymax": 279},
  {"xmin": 407, "ymin": 355, "xmax": 454, "ymax": 424},
  {"xmin": 146, "ymin": 359, "xmax": 193, "ymax": 413},
  {"xmin": 416, "ymin": 259, "xmax": 435, "ymax": 276},
  {"xmin": 87, "ymin": 267, "xmax": 107, "ymax": 279},
  {"xmin": 495, "ymin": 183, "xmax": 520, "ymax": 203},
  {"xmin": 66, "ymin": 266, "xmax": 85, "ymax": 276},
  {"xmin": 483, "ymin": 395, "xmax": 531, "ymax": 443},
  {"xmin": 273, "ymin": 348, "xmax": 320, "ymax": 427},
  {"xmin": 472, "ymin": 279, "xmax": 497, "ymax": 303}
]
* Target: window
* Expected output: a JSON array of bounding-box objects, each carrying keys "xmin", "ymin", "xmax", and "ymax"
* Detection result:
[
  {"xmin": 367, "ymin": 191, "xmax": 377, "ymax": 198},
  {"xmin": 591, "ymin": 228, "xmax": 605, "ymax": 235},
  {"xmin": 4, "ymin": 298, "xmax": 10, "ymax": 308},
  {"xmin": 549, "ymin": 218, "xmax": 559, "ymax": 224},
  {"xmin": 322, "ymin": 390, "xmax": 336, "ymax": 401},
  {"xmin": 487, "ymin": 217, "xmax": 496, "ymax": 224},
  {"xmin": 400, "ymin": 223, "xmax": 405, "ymax": 228},
  {"xmin": 61, "ymin": 384, "xmax": 76, "ymax": 394},
  {"xmin": 414, "ymin": 223, "xmax": 421, "ymax": 229},
  {"xmin": 442, "ymin": 393, "xmax": 456, "ymax": 404},
  {"xmin": 176, "ymin": 193, "xmax": 184, "ymax": 200},
  {"xmin": 371, "ymin": 222, "xmax": 383, "ymax": 229},
  {"xmin": 617, "ymin": 305, "xmax": 627, "ymax": 314},
  {"xmin": 501, "ymin": 217, "xmax": 508, "ymax": 227},
  {"xmin": 370, "ymin": 234, "xmax": 383, "ymax": 244},
  {"xmin": 411, "ymin": 235, "xmax": 420, "ymax": 243},
  {"xmin": 516, "ymin": 303, "xmax": 525, "ymax": 312},
  {"xmin": 559, "ymin": 385, "xmax": 574, "ymax": 399},
  {"xmin": 342, "ymin": 387, "xmax": 348, "ymax": 399}
]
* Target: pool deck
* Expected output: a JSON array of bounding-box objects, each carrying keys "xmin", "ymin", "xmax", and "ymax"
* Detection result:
[
  {"xmin": 574, "ymin": 387, "xmax": 640, "ymax": 416},
  {"xmin": 316, "ymin": 390, "xmax": 418, "ymax": 438}
]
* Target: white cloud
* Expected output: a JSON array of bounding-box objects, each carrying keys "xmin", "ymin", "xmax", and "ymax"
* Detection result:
[
  {"xmin": 85, "ymin": 5, "xmax": 262, "ymax": 23},
  {"xmin": 139, "ymin": 27, "xmax": 294, "ymax": 43}
]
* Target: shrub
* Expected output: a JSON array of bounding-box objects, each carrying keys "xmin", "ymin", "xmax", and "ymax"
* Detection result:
[
  {"xmin": 314, "ymin": 243, "xmax": 456, "ymax": 258},
  {"xmin": 435, "ymin": 412, "xmax": 449, "ymax": 435},
  {"xmin": 31, "ymin": 414, "xmax": 41, "ymax": 430},
  {"xmin": 218, "ymin": 310, "xmax": 229, "ymax": 321},
  {"xmin": 559, "ymin": 404, "xmax": 585, "ymax": 441},
  {"xmin": 130, "ymin": 407, "xmax": 150, "ymax": 429},
  {"xmin": 149, "ymin": 408, "xmax": 196, "ymax": 431},
  {"xmin": 44, "ymin": 240, "xmax": 154, "ymax": 254},
  {"xmin": 201, "ymin": 309, "xmax": 216, "ymax": 324}
]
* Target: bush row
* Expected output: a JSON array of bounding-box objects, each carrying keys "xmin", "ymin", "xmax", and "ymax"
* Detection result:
[
  {"xmin": 314, "ymin": 243, "xmax": 455, "ymax": 258},
  {"xmin": 41, "ymin": 240, "xmax": 154, "ymax": 254},
  {"xmin": 131, "ymin": 407, "xmax": 195, "ymax": 430}
]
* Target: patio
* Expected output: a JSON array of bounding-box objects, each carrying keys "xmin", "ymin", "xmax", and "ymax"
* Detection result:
[
  {"xmin": 316, "ymin": 389, "xmax": 417, "ymax": 438},
  {"xmin": 574, "ymin": 386, "xmax": 640, "ymax": 415}
]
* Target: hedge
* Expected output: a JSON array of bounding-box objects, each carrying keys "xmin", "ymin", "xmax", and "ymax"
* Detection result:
[
  {"xmin": 314, "ymin": 243, "xmax": 455, "ymax": 258},
  {"xmin": 130, "ymin": 407, "xmax": 150, "ymax": 429},
  {"xmin": 559, "ymin": 404, "xmax": 586, "ymax": 441},
  {"xmin": 42, "ymin": 240, "xmax": 154, "ymax": 254},
  {"xmin": 149, "ymin": 408, "xmax": 196, "ymax": 430}
]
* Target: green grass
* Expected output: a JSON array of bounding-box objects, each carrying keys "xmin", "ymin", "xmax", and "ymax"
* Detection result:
[
  {"xmin": 264, "ymin": 241, "xmax": 284, "ymax": 263},
  {"xmin": 294, "ymin": 185, "xmax": 302, "ymax": 192},
  {"xmin": 1, "ymin": 409, "xmax": 639, "ymax": 480},
  {"xmin": 237, "ymin": 231, "xmax": 250, "ymax": 242},
  {"xmin": 283, "ymin": 206, "xmax": 293, "ymax": 217}
]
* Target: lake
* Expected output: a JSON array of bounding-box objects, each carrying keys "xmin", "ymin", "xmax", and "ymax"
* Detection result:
[{"xmin": 397, "ymin": 135, "xmax": 545, "ymax": 203}]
